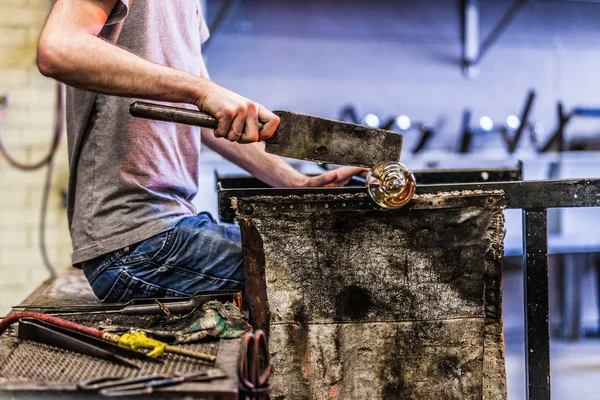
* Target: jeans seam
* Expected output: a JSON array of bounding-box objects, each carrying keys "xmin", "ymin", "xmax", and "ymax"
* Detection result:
[
  {"xmin": 127, "ymin": 274, "xmax": 189, "ymax": 297},
  {"xmin": 113, "ymin": 270, "xmax": 135, "ymax": 303},
  {"xmin": 166, "ymin": 264, "xmax": 244, "ymax": 285},
  {"xmin": 87, "ymin": 250, "xmax": 124, "ymax": 284},
  {"xmin": 100, "ymin": 268, "xmax": 128, "ymax": 303},
  {"xmin": 122, "ymin": 229, "xmax": 174, "ymax": 264}
]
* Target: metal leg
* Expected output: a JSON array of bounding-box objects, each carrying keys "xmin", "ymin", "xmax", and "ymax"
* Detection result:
[{"xmin": 523, "ymin": 208, "xmax": 550, "ymax": 400}]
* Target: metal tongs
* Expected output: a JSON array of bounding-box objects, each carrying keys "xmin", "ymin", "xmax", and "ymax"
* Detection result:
[
  {"xmin": 78, "ymin": 368, "xmax": 227, "ymax": 397},
  {"xmin": 17, "ymin": 318, "xmax": 161, "ymax": 368}
]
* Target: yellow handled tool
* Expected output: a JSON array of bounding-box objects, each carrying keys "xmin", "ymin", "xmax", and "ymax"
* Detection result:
[{"xmin": 103, "ymin": 331, "xmax": 216, "ymax": 362}]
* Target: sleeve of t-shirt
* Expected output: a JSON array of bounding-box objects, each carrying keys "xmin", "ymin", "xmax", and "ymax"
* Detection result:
[
  {"xmin": 105, "ymin": 0, "xmax": 129, "ymax": 26},
  {"xmin": 199, "ymin": 3, "xmax": 210, "ymax": 44}
]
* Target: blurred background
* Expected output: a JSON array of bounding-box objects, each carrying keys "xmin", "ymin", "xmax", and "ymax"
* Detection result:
[{"xmin": 2, "ymin": 0, "xmax": 600, "ymax": 398}]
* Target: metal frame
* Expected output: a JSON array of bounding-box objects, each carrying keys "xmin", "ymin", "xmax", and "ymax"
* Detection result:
[
  {"xmin": 541, "ymin": 104, "xmax": 600, "ymax": 152},
  {"xmin": 462, "ymin": 0, "xmax": 529, "ymax": 77},
  {"xmin": 219, "ymin": 176, "xmax": 600, "ymax": 400},
  {"xmin": 458, "ymin": 90, "xmax": 536, "ymax": 153}
]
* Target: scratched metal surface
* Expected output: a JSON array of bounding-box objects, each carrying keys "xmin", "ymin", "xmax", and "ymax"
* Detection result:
[{"xmin": 235, "ymin": 191, "xmax": 507, "ymax": 400}]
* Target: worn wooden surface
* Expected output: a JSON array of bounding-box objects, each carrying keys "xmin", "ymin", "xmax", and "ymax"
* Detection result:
[{"xmin": 237, "ymin": 198, "xmax": 506, "ymax": 400}]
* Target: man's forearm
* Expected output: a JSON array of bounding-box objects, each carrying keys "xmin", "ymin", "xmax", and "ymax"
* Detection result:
[
  {"xmin": 40, "ymin": 0, "xmax": 279, "ymax": 146},
  {"xmin": 38, "ymin": 18, "xmax": 206, "ymax": 105},
  {"xmin": 201, "ymin": 128, "xmax": 306, "ymax": 188}
]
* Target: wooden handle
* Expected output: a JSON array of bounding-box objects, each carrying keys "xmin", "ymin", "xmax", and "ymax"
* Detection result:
[
  {"xmin": 165, "ymin": 344, "xmax": 217, "ymax": 362},
  {"xmin": 130, "ymin": 102, "xmax": 219, "ymax": 130},
  {"xmin": 130, "ymin": 101, "xmax": 266, "ymax": 132}
]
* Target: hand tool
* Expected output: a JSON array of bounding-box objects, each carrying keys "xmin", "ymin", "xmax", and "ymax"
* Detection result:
[
  {"xmin": 12, "ymin": 291, "xmax": 242, "ymax": 316},
  {"xmin": 117, "ymin": 331, "xmax": 216, "ymax": 362},
  {"xmin": 238, "ymin": 330, "xmax": 271, "ymax": 400},
  {"xmin": 130, "ymin": 102, "xmax": 403, "ymax": 169},
  {"xmin": 0, "ymin": 313, "xmax": 215, "ymax": 362},
  {"xmin": 18, "ymin": 318, "xmax": 144, "ymax": 368},
  {"xmin": 78, "ymin": 368, "xmax": 227, "ymax": 397},
  {"xmin": 129, "ymin": 102, "xmax": 416, "ymax": 208}
]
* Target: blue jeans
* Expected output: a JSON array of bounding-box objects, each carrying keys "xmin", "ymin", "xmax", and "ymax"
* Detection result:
[{"xmin": 81, "ymin": 213, "xmax": 244, "ymax": 303}]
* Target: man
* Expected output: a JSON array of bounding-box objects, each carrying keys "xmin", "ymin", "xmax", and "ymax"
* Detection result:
[{"xmin": 37, "ymin": 0, "xmax": 362, "ymax": 302}]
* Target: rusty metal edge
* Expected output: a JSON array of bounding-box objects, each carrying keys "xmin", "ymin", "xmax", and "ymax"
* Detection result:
[{"xmin": 239, "ymin": 222, "xmax": 271, "ymax": 337}]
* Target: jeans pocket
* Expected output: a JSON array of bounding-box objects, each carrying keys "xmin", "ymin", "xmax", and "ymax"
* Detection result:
[
  {"xmin": 99, "ymin": 269, "xmax": 132, "ymax": 303},
  {"xmin": 81, "ymin": 249, "xmax": 124, "ymax": 285},
  {"xmin": 121, "ymin": 229, "xmax": 173, "ymax": 264}
]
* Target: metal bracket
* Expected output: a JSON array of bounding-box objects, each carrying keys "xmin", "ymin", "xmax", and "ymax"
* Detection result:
[{"xmin": 462, "ymin": 0, "xmax": 530, "ymax": 78}]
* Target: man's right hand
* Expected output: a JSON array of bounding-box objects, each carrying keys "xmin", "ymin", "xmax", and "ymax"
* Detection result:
[{"xmin": 197, "ymin": 82, "xmax": 280, "ymax": 144}]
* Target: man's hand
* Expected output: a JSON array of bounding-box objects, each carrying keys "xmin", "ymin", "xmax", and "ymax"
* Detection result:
[
  {"xmin": 198, "ymin": 83, "xmax": 280, "ymax": 144},
  {"xmin": 298, "ymin": 167, "xmax": 368, "ymax": 188}
]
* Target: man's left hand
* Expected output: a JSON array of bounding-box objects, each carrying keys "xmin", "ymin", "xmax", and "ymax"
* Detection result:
[{"xmin": 299, "ymin": 167, "xmax": 368, "ymax": 188}]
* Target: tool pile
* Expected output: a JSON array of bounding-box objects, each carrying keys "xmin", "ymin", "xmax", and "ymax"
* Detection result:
[{"xmin": 0, "ymin": 291, "xmax": 260, "ymax": 397}]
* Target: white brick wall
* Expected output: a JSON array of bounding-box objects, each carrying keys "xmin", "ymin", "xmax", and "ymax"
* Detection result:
[{"xmin": 0, "ymin": 0, "xmax": 71, "ymax": 316}]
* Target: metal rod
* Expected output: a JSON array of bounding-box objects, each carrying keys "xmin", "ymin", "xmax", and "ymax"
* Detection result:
[
  {"xmin": 541, "ymin": 102, "xmax": 570, "ymax": 152},
  {"xmin": 509, "ymin": 90, "xmax": 536, "ymax": 153},
  {"xmin": 458, "ymin": 108, "xmax": 472, "ymax": 153},
  {"xmin": 463, "ymin": 0, "xmax": 479, "ymax": 66},
  {"xmin": 130, "ymin": 102, "xmax": 219, "ymax": 129},
  {"xmin": 219, "ymin": 178, "xmax": 600, "ymax": 211},
  {"xmin": 522, "ymin": 209, "xmax": 550, "ymax": 400}
]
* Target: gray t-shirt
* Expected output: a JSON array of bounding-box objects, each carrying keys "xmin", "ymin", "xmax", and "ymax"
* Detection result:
[{"xmin": 66, "ymin": 0, "xmax": 210, "ymax": 264}]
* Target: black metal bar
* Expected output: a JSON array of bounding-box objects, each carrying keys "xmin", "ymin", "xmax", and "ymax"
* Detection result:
[
  {"xmin": 523, "ymin": 209, "xmax": 550, "ymax": 400},
  {"xmin": 476, "ymin": 0, "xmax": 529, "ymax": 64},
  {"xmin": 219, "ymin": 178, "xmax": 600, "ymax": 214},
  {"xmin": 509, "ymin": 90, "xmax": 536, "ymax": 153},
  {"xmin": 411, "ymin": 126, "xmax": 433, "ymax": 154},
  {"xmin": 338, "ymin": 105, "xmax": 359, "ymax": 124},
  {"xmin": 462, "ymin": 0, "xmax": 479, "ymax": 70},
  {"xmin": 458, "ymin": 109, "xmax": 472, "ymax": 153},
  {"xmin": 412, "ymin": 166, "xmax": 522, "ymax": 184},
  {"xmin": 540, "ymin": 102, "xmax": 570, "ymax": 152},
  {"xmin": 216, "ymin": 166, "xmax": 522, "ymax": 190},
  {"xmin": 462, "ymin": 0, "xmax": 529, "ymax": 71}
]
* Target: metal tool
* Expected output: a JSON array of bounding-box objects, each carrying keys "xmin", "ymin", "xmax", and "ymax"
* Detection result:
[
  {"xmin": 17, "ymin": 318, "xmax": 153, "ymax": 368},
  {"xmin": 129, "ymin": 102, "xmax": 403, "ymax": 168},
  {"xmin": 130, "ymin": 102, "xmax": 417, "ymax": 208},
  {"xmin": 117, "ymin": 331, "xmax": 216, "ymax": 362},
  {"xmin": 238, "ymin": 330, "xmax": 271, "ymax": 400},
  {"xmin": 12, "ymin": 291, "xmax": 242, "ymax": 315},
  {"xmin": 78, "ymin": 368, "xmax": 227, "ymax": 397},
  {"xmin": 1, "ymin": 313, "xmax": 215, "ymax": 362}
]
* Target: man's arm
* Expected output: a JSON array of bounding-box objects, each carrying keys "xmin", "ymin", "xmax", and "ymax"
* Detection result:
[
  {"xmin": 198, "ymin": 63, "xmax": 365, "ymax": 188},
  {"xmin": 201, "ymin": 131, "xmax": 365, "ymax": 187},
  {"xmin": 37, "ymin": 0, "xmax": 278, "ymax": 142}
]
